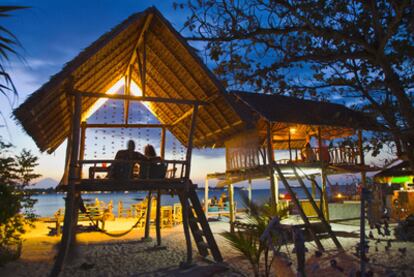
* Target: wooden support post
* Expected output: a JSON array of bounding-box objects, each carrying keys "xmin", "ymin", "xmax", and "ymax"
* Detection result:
[
  {"xmin": 79, "ymin": 121, "xmax": 86, "ymax": 178},
  {"xmin": 50, "ymin": 90, "xmax": 82, "ymax": 277},
  {"xmin": 179, "ymin": 104, "xmax": 198, "ymax": 266},
  {"xmin": 318, "ymin": 127, "xmax": 329, "ymax": 221},
  {"xmin": 143, "ymin": 191, "xmax": 152, "ymax": 240},
  {"xmin": 358, "ymin": 129, "xmax": 367, "ymax": 276},
  {"xmin": 185, "ymin": 105, "xmax": 199, "ymax": 178},
  {"xmin": 358, "ymin": 130, "xmax": 366, "ymax": 187},
  {"xmin": 288, "ymin": 129, "xmax": 292, "ymax": 161},
  {"xmin": 204, "ymin": 178, "xmax": 209, "ymax": 218},
  {"xmin": 274, "ymin": 175, "xmax": 279, "ymax": 206},
  {"xmin": 266, "ymin": 121, "xmax": 277, "ymax": 211},
  {"xmin": 155, "ymin": 127, "xmax": 166, "ymax": 246},
  {"xmin": 228, "ymin": 183, "xmax": 235, "ymax": 233},
  {"xmin": 248, "ymin": 178, "xmax": 252, "ymax": 215}
]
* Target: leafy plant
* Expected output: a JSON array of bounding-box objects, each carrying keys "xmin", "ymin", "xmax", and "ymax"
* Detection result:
[
  {"xmin": 0, "ymin": 137, "xmax": 40, "ymax": 265},
  {"xmin": 221, "ymin": 194, "xmax": 289, "ymax": 277}
]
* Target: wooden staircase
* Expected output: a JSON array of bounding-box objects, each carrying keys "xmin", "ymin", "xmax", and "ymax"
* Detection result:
[
  {"xmin": 180, "ymin": 186, "xmax": 223, "ymax": 262},
  {"xmin": 273, "ymin": 162, "xmax": 343, "ymax": 251}
]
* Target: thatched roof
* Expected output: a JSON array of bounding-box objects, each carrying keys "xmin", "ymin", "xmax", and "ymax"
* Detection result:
[
  {"xmin": 14, "ymin": 7, "xmax": 383, "ymax": 154},
  {"xmin": 226, "ymin": 91, "xmax": 383, "ymax": 149},
  {"xmin": 14, "ymin": 7, "xmax": 245, "ymax": 153}
]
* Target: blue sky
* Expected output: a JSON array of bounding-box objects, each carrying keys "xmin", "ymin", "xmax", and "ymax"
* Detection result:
[{"xmin": 0, "ymin": 1, "xmax": 385, "ymax": 188}]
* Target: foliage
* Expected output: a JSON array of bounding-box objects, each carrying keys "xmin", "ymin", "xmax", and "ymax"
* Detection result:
[
  {"xmin": 221, "ymin": 194, "xmax": 288, "ymax": 277},
  {"xmin": 181, "ymin": 0, "xmax": 414, "ymax": 169},
  {"xmin": 0, "ymin": 137, "xmax": 40, "ymax": 265}
]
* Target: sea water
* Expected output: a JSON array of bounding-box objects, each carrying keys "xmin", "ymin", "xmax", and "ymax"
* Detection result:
[{"xmin": 32, "ymin": 187, "xmax": 333, "ymax": 217}]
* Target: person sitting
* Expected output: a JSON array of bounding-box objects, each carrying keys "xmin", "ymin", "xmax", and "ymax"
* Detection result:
[
  {"xmin": 108, "ymin": 140, "xmax": 146, "ymax": 179},
  {"xmin": 301, "ymin": 142, "xmax": 317, "ymax": 162},
  {"xmin": 218, "ymin": 192, "xmax": 228, "ymax": 209},
  {"xmin": 139, "ymin": 144, "xmax": 166, "ymax": 179},
  {"xmin": 319, "ymin": 140, "xmax": 331, "ymax": 163},
  {"xmin": 210, "ymin": 196, "xmax": 218, "ymax": 206}
]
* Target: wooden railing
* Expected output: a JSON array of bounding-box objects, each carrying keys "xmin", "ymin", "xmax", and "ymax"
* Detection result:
[
  {"xmin": 226, "ymin": 147, "xmax": 267, "ymax": 171},
  {"xmin": 79, "ymin": 159, "xmax": 187, "ymax": 180}
]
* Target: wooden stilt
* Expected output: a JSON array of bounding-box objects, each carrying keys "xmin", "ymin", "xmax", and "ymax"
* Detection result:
[
  {"xmin": 248, "ymin": 178, "xmax": 252, "ymax": 215},
  {"xmin": 50, "ymin": 90, "xmax": 82, "ymax": 277},
  {"xmin": 155, "ymin": 127, "xmax": 166, "ymax": 246},
  {"xmin": 143, "ymin": 191, "xmax": 152, "ymax": 240},
  {"xmin": 178, "ymin": 190, "xmax": 192, "ymax": 266},
  {"xmin": 204, "ymin": 178, "xmax": 209, "ymax": 218},
  {"xmin": 318, "ymin": 127, "xmax": 329, "ymax": 221},
  {"xmin": 228, "ymin": 183, "xmax": 235, "ymax": 233},
  {"xmin": 266, "ymin": 121, "xmax": 277, "ymax": 210},
  {"xmin": 358, "ymin": 129, "xmax": 367, "ymax": 276}
]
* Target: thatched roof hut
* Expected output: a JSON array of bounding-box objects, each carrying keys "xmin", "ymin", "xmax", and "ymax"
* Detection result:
[
  {"xmin": 14, "ymin": 7, "xmax": 382, "ymax": 154},
  {"xmin": 14, "ymin": 7, "xmax": 245, "ymax": 153}
]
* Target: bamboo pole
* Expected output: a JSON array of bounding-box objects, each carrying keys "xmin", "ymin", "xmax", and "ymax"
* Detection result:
[
  {"xmin": 185, "ymin": 105, "xmax": 199, "ymax": 178},
  {"xmin": 79, "ymin": 121, "xmax": 86, "ymax": 178},
  {"xmin": 50, "ymin": 91, "xmax": 82, "ymax": 277}
]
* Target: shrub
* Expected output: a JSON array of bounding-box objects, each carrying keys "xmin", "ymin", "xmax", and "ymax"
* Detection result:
[{"xmin": 0, "ymin": 138, "xmax": 40, "ymax": 265}]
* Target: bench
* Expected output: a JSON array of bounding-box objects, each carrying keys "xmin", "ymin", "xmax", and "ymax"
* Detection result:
[{"xmin": 44, "ymin": 205, "xmax": 107, "ymax": 236}]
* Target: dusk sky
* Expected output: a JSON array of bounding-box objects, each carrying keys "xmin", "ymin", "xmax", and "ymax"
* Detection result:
[{"xmin": 1, "ymin": 1, "xmax": 382, "ymax": 188}]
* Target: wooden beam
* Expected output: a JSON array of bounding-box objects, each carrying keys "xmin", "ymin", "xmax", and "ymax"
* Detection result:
[
  {"xmin": 204, "ymin": 178, "xmax": 209, "ymax": 219},
  {"xmin": 125, "ymin": 13, "xmax": 154, "ymax": 76},
  {"xmin": 160, "ymin": 127, "xmax": 166, "ymax": 159},
  {"xmin": 69, "ymin": 90, "xmax": 208, "ymax": 106},
  {"xmin": 84, "ymin": 123, "xmax": 170, "ymax": 128},
  {"xmin": 185, "ymin": 105, "xmax": 199, "ymax": 179},
  {"xmin": 172, "ymin": 94, "xmax": 219, "ymax": 126}
]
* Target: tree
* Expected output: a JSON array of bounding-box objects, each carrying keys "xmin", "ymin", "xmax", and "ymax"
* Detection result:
[
  {"xmin": 0, "ymin": 137, "xmax": 40, "ymax": 265},
  {"xmin": 0, "ymin": 6, "xmax": 27, "ymax": 126},
  {"xmin": 181, "ymin": 0, "xmax": 414, "ymax": 170}
]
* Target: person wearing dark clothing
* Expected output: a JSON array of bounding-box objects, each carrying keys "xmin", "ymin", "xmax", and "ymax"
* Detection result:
[
  {"xmin": 139, "ymin": 144, "xmax": 166, "ymax": 179},
  {"xmin": 109, "ymin": 140, "xmax": 146, "ymax": 179}
]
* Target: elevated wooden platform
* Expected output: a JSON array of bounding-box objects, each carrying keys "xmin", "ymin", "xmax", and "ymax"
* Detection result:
[
  {"xmin": 57, "ymin": 178, "xmax": 196, "ymax": 192},
  {"xmin": 207, "ymin": 161, "xmax": 379, "ymax": 187}
]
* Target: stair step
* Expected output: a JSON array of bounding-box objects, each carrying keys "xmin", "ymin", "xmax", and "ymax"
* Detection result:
[
  {"xmin": 197, "ymin": 241, "xmax": 210, "ymax": 249},
  {"xmin": 194, "ymin": 230, "xmax": 205, "ymax": 236},
  {"xmin": 189, "ymin": 217, "xmax": 199, "ymax": 223}
]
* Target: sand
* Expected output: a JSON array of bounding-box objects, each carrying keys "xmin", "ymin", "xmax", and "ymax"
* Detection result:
[{"xmin": 0, "ymin": 218, "xmax": 413, "ymax": 276}]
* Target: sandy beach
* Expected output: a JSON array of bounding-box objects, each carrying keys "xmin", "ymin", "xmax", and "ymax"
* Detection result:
[{"xmin": 0, "ymin": 217, "xmax": 413, "ymax": 276}]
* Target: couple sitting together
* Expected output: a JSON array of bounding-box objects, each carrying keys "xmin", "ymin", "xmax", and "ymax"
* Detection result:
[{"xmin": 108, "ymin": 140, "xmax": 165, "ymax": 180}]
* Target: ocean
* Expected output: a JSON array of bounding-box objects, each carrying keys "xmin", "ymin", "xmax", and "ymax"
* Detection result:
[{"xmin": 32, "ymin": 187, "xmax": 333, "ymax": 217}]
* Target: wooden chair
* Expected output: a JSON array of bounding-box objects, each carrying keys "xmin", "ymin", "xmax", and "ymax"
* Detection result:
[
  {"xmin": 173, "ymin": 203, "xmax": 182, "ymax": 225},
  {"xmin": 161, "ymin": 206, "xmax": 173, "ymax": 228}
]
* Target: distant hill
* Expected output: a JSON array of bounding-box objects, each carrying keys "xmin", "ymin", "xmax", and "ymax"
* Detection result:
[{"xmin": 34, "ymin": 177, "xmax": 59, "ymax": 189}]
